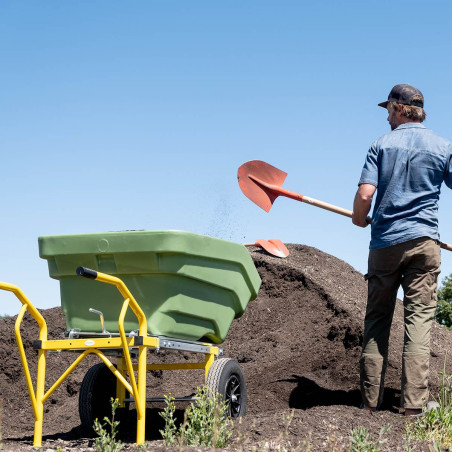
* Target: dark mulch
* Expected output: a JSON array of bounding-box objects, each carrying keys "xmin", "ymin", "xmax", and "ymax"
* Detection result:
[{"xmin": 1, "ymin": 243, "xmax": 451, "ymax": 451}]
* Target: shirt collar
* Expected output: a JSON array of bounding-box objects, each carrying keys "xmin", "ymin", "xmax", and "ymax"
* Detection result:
[{"xmin": 395, "ymin": 123, "xmax": 426, "ymax": 131}]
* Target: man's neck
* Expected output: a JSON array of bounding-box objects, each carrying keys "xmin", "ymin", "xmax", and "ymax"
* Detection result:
[{"xmin": 398, "ymin": 117, "xmax": 422, "ymax": 126}]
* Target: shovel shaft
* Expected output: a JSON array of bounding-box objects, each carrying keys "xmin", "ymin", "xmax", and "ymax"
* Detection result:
[
  {"xmin": 301, "ymin": 194, "xmax": 354, "ymax": 218},
  {"xmin": 302, "ymin": 194, "xmax": 372, "ymax": 224},
  {"xmin": 440, "ymin": 241, "xmax": 452, "ymax": 252},
  {"xmin": 255, "ymin": 177, "xmax": 372, "ymax": 224}
]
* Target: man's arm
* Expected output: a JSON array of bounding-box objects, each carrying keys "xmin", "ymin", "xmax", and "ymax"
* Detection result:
[{"xmin": 352, "ymin": 183, "xmax": 376, "ymax": 227}]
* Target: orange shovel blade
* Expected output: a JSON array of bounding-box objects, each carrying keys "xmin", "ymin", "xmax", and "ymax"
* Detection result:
[
  {"xmin": 245, "ymin": 239, "xmax": 289, "ymax": 258},
  {"xmin": 260, "ymin": 239, "xmax": 290, "ymax": 258},
  {"xmin": 238, "ymin": 160, "xmax": 287, "ymax": 212}
]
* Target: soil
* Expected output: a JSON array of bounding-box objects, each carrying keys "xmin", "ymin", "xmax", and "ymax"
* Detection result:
[{"xmin": 1, "ymin": 243, "xmax": 451, "ymax": 451}]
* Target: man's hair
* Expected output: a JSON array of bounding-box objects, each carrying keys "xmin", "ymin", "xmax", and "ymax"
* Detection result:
[{"xmin": 389, "ymin": 96, "xmax": 426, "ymax": 122}]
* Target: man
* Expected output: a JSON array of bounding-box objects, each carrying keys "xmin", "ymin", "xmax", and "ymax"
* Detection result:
[{"xmin": 352, "ymin": 84, "xmax": 452, "ymax": 416}]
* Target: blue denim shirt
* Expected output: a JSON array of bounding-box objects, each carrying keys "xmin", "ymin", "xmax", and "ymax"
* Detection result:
[{"xmin": 359, "ymin": 123, "xmax": 452, "ymax": 249}]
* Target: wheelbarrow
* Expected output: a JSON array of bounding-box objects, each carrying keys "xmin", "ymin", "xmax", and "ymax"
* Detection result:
[{"xmin": 1, "ymin": 230, "xmax": 262, "ymax": 446}]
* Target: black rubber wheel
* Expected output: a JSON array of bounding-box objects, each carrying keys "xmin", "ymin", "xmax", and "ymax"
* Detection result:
[
  {"xmin": 79, "ymin": 362, "xmax": 129, "ymax": 431},
  {"xmin": 205, "ymin": 358, "xmax": 246, "ymax": 418}
]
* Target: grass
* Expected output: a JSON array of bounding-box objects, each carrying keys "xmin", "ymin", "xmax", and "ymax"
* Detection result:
[
  {"xmin": 405, "ymin": 361, "xmax": 452, "ymax": 451},
  {"xmin": 233, "ymin": 413, "xmax": 312, "ymax": 452},
  {"xmin": 260, "ymin": 411, "xmax": 312, "ymax": 452}
]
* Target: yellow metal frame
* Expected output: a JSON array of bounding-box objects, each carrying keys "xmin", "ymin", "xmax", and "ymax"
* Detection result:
[{"xmin": 0, "ymin": 271, "xmax": 220, "ymax": 447}]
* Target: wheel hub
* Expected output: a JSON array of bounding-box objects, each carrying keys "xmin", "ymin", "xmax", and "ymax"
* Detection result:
[{"xmin": 226, "ymin": 375, "xmax": 242, "ymax": 418}]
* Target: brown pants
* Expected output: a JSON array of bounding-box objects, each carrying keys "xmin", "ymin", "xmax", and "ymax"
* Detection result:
[{"xmin": 360, "ymin": 237, "xmax": 440, "ymax": 410}]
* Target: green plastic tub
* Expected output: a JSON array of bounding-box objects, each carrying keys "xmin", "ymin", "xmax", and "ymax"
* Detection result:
[{"xmin": 38, "ymin": 231, "xmax": 261, "ymax": 344}]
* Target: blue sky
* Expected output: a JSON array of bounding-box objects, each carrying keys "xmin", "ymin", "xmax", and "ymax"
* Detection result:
[{"xmin": 2, "ymin": 1, "xmax": 452, "ymax": 316}]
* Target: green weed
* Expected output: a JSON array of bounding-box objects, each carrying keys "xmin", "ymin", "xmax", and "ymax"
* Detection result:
[
  {"xmin": 159, "ymin": 386, "xmax": 233, "ymax": 448},
  {"xmin": 93, "ymin": 398, "xmax": 124, "ymax": 452},
  {"xmin": 349, "ymin": 424, "xmax": 392, "ymax": 452},
  {"xmin": 159, "ymin": 393, "xmax": 178, "ymax": 446},
  {"xmin": 406, "ymin": 404, "xmax": 452, "ymax": 449},
  {"xmin": 405, "ymin": 361, "xmax": 452, "ymax": 450}
]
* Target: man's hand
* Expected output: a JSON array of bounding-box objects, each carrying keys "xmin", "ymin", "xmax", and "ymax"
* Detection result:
[{"xmin": 352, "ymin": 183, "xmax": 376, "ymax": 227}]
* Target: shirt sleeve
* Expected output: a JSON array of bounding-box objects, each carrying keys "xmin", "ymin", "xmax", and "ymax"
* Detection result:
[
  {"xmin": 444, "ymin": 145, "xmax": 452, "ymax": 189},
  {"xmin": 358, "ymin": 142, "xmax": 379, "ymax": 187}
]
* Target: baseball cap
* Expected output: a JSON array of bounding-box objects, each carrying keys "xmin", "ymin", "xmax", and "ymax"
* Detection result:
[{"xmin": 378, "ymin": 84, "xmax": 424, "ymax": 108}]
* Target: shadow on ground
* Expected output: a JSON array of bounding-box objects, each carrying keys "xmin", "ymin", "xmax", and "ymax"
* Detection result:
[
  {"xmin": 285, "ymin": 375, "xmax": 400, "ymax": 412},
  {"xmin": 4, "ymin": 407, "xmax": 183, "ymax": 444}
]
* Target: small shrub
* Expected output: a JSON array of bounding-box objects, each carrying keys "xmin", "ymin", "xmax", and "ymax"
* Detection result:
[
  {"xmin": 93, "ymin": 398, "xmax": 124, "ymax": 452},
  {"xmin": 349, "ymin": 424, "xmax": 392, "ymax": 452},
  {"xmin": 159, "ymin": 386, "xmax": 233, "ymax": 448}
]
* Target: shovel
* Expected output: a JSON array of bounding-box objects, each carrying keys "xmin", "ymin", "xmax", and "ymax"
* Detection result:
[
  {"xmin": 238, "ymin": 160, "xmax": 452, "ymax": 252},
  {"xmin": 244, "ymin": 239, "xmax": 289, "ymax": 258}
]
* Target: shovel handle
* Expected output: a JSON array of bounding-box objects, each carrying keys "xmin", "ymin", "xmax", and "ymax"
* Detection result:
[
  {"xmin": 280, "ymin": 188, "xmax": 373, "ymax": 224},
  {"xmin": 300, "ymin": 194, "xmax": 372, "ymax": 224},
  {"xmin": 256, "ymin": 179, "xmax": 373, "ymax": 224},
  {"xmin": 440, "ymin": 242, "xmax": 452, "ymax": 252}
]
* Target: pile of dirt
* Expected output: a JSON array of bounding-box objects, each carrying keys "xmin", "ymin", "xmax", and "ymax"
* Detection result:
[{"xmin": 1, "ymin": 243, "xmax": 451, "ymax": 451}]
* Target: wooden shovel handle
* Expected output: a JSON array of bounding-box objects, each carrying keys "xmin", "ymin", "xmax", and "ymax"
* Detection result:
[
  {"xmin": 440, "ymin": 241, "xmax": 452, "ymax": 252},
  {"xmin": 300, "ymin": 194, "xmax": 372, "ymax": 224}
]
